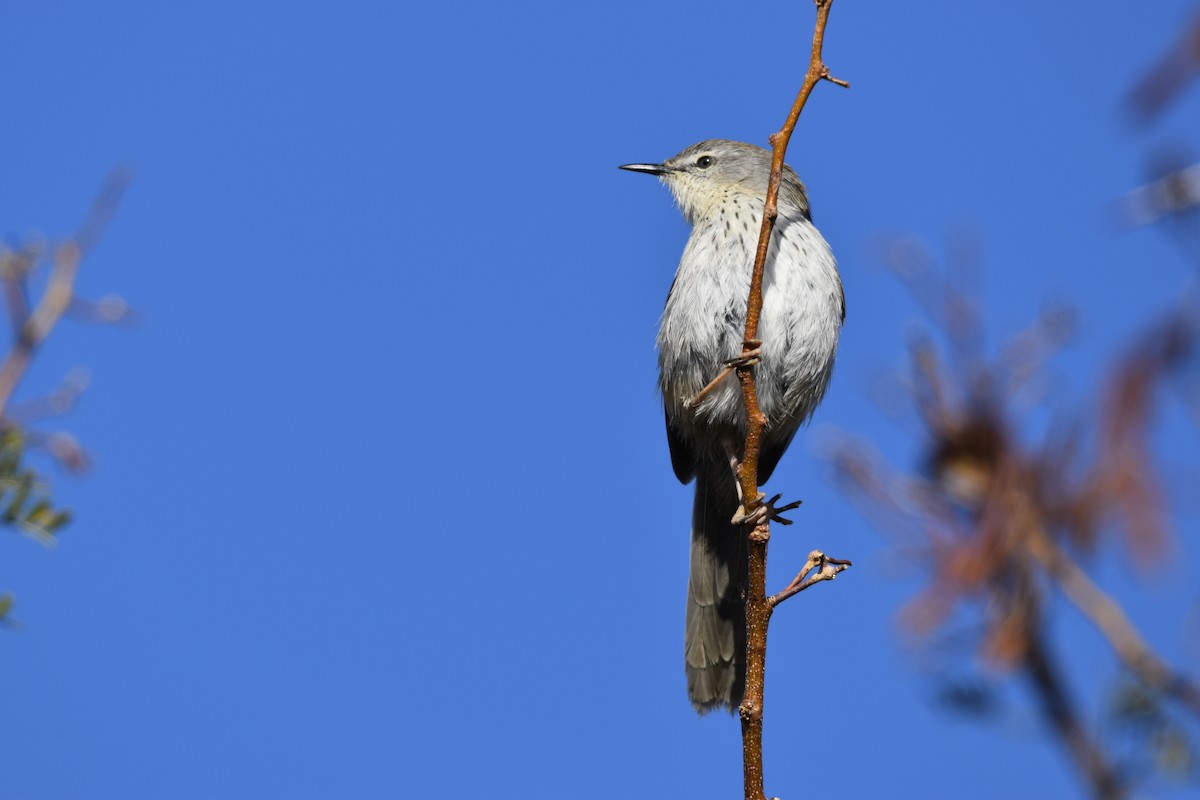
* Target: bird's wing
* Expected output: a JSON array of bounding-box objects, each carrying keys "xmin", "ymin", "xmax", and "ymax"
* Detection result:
[{"xmin": 666, "ymin": 411, "xmax": 695, "ymax": 485}]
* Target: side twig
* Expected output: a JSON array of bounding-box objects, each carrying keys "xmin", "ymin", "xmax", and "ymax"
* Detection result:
[{"xmin": 768, "ymin": 550, "xmax": 853, "ymax": 607}]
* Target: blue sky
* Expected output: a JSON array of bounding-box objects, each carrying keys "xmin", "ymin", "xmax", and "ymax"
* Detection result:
[{"xmin": 2, "ymin": 2, "xmax": 1200, "ymax": 798}]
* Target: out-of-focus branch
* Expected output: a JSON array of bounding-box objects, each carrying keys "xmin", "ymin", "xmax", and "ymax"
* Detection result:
[
  {"xmin": 1120, "ymin": 161, "xmax": 1200, "ymax": 228},
  {"xmin": 1030, "ymin": 530, "xmax": 1200, "ymax": 719},
  {"xmin": 1128, "ymin": 14, "xmax": 1200, "ymax": 124},
  {"xmin": 0, "ymin": 243, "xmax": 81, "ymax": 416},
  {"xmin": 1025, "ymin": 626, "xmax": 1126, "ymax": 800},
  {"xmin": 0, "ymin": 244, "xmax": 35, "ymax": 337},
  {"xmin": 738, "ymin": 3, "xmax": 850, "ymax": 799},
  {"xmin": 1008, "ymin": 490, "xmax": 1126, "ymax": 800},
  {"xmin": 0, "ymin": 171, "xmax": 129, "ymax": 418}
]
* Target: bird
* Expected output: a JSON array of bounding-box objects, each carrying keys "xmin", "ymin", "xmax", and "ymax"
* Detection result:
[{"xmin": 621, "ymin": 140, "xmax": 844, "ymax": 714}]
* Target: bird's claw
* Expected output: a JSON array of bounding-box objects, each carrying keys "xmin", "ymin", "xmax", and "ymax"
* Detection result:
[
  {"xmin": 731, "ymin": 493, "xmax": 803, "ymax": 527},
  {"xmin": 724, "ymin": 339, "xmax": 763, "ymax": 369}
]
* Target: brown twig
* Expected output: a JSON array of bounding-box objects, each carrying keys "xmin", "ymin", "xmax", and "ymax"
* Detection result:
[
  {"xmin": 738, "ymin": 3, "xmax": 849, "ymax": 799},
  {"xmin": 768, "ymin": 550, "xmax": 853, "ymax": 607}
]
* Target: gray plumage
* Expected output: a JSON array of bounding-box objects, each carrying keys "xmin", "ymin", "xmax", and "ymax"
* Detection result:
[{"xmin": 622, "ymin": 140, "xmax": 843, "ymax": 714}]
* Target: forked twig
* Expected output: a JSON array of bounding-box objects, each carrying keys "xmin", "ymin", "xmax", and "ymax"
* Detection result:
[{"xmin": 768, "ymin": 550, "xmax": 854, "ymax": 607}]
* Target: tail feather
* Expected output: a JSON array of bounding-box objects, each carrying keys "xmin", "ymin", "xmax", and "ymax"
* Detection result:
[{"xmin": 685, "ymin": 465, "xmax": 747, "ymax": 714}]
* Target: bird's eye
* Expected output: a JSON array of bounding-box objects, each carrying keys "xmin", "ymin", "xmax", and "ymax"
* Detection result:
[{"xmin": 696, "ymin": 155, "xmax": 715, "ymax": 168}]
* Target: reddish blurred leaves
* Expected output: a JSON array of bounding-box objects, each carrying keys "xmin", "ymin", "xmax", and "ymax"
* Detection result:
[{"xmin": 828, "ymin": 235, "xmax": 1200, "ymax": 799}]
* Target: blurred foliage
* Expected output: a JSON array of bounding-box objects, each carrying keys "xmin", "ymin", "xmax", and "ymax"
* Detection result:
[
  {"xmin": 0, "ymin": 172, "xmax": 129, "ymax": 625},
  {"xmin": 1108, "ymin": 678, "xmax": 1198, "ymax": 782},
  {"xmin": 824, "ymin": 11, "xmax": 1200, "ymax": 799},
  {"xmin": 0, "ymin": 428, "xmax": 72, "ymax": 544},
  {"xmin": 0, "ymin": 426, "xmax": 73, "ymax": 624}
]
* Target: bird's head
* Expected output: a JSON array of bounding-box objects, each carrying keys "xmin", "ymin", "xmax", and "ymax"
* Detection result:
[{"xmin": 620, "ymin": 139, "xmax": 810, "ymax": 224}]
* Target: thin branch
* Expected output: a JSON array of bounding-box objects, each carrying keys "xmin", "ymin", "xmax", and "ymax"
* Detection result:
[{"xmin": 738, "ymin": 3, "xmax": 848, "ymax": 799}]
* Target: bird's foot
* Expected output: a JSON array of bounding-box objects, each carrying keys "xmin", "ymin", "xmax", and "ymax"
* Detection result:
[
  {"xmin": 732, "ymin": 493, "xmax": 803, "ymax": 527},
  {"xmin": 686, "ymin": 340, "xmax": 765, "ymax": 409},
  {"xmin": 724, "ymin": 338, "xmax": 763, "ymax": 370}
]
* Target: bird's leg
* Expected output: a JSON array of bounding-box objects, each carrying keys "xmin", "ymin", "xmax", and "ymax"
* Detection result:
[
  {"xmin": 725, "ymin": 447, "xmax": 754, "ymax": 504},
  {"xmin": 725, "ymin": 444, "xmax": 764, "ymax": 524},
  {"xmin": 725, "ymin": 441, "xmax": 803, "ymax": 527},
  {"xmin": 685, "ymin": 339, "xmax": 764, "ymax": 409}
]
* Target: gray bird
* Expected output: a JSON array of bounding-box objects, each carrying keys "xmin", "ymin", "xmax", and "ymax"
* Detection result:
[{"xmin": 621, "ymin": 140, "xmax": 844, "ymax": 714}]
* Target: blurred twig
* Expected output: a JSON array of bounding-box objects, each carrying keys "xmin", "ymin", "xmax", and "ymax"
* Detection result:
[
  {"xmin": 0, "ymin": 169, "xmax": 130, "ymax": 417},
  {"xmin": 1128, "ymin": 14, "xmax": 1200, "ymax": 124},
  {"xmin": 1030, "ymin": 529, "xmax": 1200, "ymax": 718},
  {"xmin": 0, "ymin": 169, "xmax": 132, "ymax": 622}
]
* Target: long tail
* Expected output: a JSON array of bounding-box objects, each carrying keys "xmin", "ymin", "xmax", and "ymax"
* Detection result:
[{"xmin": 685, "ymin": 463, "xmax": 747, "ymax": 714}]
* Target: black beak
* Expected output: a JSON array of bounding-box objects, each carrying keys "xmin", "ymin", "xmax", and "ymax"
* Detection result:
[{"xmin": 619, "ymin": 163, "xmax": 671, "ymax": 176}]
